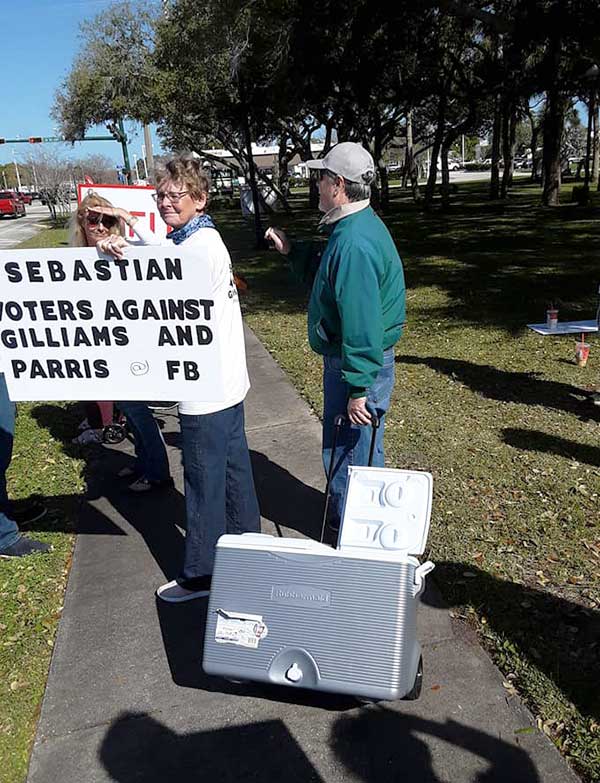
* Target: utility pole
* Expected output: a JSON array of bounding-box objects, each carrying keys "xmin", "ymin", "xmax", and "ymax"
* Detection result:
[
  {"xmin": 2, "ymin": 170, "xmax": 7, "ymax": 189},
  {"xmin": 12, "ymin": 150, "xmax": 21, "ymax": 190}
]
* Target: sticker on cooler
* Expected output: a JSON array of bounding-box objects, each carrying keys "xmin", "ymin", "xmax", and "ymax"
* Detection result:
[{"xmin": 215, "ymin": 609, "xmax": 269, "ymax": 649}]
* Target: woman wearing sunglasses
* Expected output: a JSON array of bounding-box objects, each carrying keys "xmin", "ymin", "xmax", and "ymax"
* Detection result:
[
  {"xmin": 68, "ymin": 193, "xmax": 172, "ymax": 494},
  {"xmin": 91, "ymin": 155, "xmax": 260, "ymax": 603}
]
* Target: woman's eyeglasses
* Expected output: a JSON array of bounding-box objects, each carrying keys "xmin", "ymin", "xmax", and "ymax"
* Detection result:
[
  {"xmin": 152, "ymin": 190, "xmax": 189, "ymax": 204},
  {"xmin": 84, "ymin": 213, "xmax": 118, "ymax": 228}
]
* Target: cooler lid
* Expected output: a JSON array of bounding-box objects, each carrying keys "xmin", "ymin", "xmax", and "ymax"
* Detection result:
[{"xmin": 338, "ymin": 467, "xmax": 433, "ymax": 556}]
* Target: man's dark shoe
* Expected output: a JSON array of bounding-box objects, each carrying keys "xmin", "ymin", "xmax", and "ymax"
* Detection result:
[
  {"xmin": 10, "ymin": 500, "xmax": 47, "ymax": 526},
  {"xmin": 0, "ymin": 536, "xmax": 51, "ymax": 558}
]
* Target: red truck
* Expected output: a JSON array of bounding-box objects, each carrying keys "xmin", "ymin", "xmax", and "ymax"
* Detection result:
[{"xmin": 0, "ymin": 191, "xmax": 26, "ymax": 218}]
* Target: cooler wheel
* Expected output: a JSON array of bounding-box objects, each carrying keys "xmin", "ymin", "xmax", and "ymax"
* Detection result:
[{"xmin": 403, "ymin": 656, "xmax": 423, "ymax": 700}]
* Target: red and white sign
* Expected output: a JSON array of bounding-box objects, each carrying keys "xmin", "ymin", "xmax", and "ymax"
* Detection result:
[{"xmin": 77, "ymin": 183, "xmax": 169, "ymax": 241}]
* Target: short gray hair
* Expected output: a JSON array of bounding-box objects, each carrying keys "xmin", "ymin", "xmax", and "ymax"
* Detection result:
[{"xmin": 343, "ymin": 177, "xmax": 372, "ymax": 202}]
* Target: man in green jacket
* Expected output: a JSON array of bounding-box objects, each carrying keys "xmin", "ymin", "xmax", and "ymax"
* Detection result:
[{"xmin": 265, "ymin": 142, "xmax": 405, "ymax": 531}]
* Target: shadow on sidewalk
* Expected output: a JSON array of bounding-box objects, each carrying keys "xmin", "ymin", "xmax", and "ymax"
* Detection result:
[
  {"xmin": 331, "ymin": 707, "xmax": 541, "ymax": 782},
  {"xmin": 31, "ymin": 403, "xmax": 187, "ymax": 581},
  {"xmin": 100, "ymin": 713, "xmax": 325, "ymax": 782},
  {"xmin": 250, "ymin": 450, "xmax": 324, "ymax": 540},
  {"xmin": 98, "ymin": 707, "xmax": 543, "ymax": 783}
]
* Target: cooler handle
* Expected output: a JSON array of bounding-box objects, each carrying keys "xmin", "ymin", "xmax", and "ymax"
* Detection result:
[
  {"xmin": 413, "ymin": 560, "xmax": 435, "ymax": 596},
  {"xmin": 319, "ymin": 409, "xmax": 380, "ymax": 544}
]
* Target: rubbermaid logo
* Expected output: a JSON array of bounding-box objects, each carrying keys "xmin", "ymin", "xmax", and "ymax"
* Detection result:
[{"xmin": 270, "ymin": 584, "xmax": 331, "ymax": 608}]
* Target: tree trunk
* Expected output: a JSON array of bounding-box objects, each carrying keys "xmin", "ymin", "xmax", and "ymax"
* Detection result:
[
  {"xmin": 372, "ymin": 117, "xmax": 389, "ymax": 211},
  {"xmin": 541, "ymin": 37, "xmax": 565, "ymax": 207},
  {"xmin": 241, "ymin": 110, "xmax": 265, "ymax": 247},
  {"xmin": 490, "ymin": 95, "xmax": 502, "ymax": 199},
  {"xmin": 277, "ymin": 135, "xmax": 290, "ymax": 197},
  {"xmin": 424, "ymin": 94, "xmax": 446, "ymax": 210},
  {"xmin": 529, "ymin": 119, "xmax": 540, "ymax": 182},
  {"xmin": 500, "ymin": 103, "xmax": 517, "ymax": 198},
  {"xmin": 594, "ymin": 107, "xmax": 600, "ymax": 188},
  {"xmin": 440, "ymin": 143, "xmax": 451, "ymax": 210}
]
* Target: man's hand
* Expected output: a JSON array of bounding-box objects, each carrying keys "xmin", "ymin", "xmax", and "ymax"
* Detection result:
[
  {"xmin": 347, "ymin": 396, "xmax": 372, "ymax": 426},
  {"xmin": 264, "ymin": 226, "xmax": 291, "ymax": 255},
  {"xmin": 96, "ymin": 235, "xmax": 129, "ymax": 260}
]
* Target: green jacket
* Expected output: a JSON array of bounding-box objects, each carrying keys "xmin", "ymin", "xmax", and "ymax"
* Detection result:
[{"xmin": 288, "ymin": 205, "xmax": 405, "ymax": 397}]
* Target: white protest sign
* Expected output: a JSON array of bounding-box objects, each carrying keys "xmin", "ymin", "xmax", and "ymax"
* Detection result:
[
  {"xmin": 77, "ymin": 183, "xmax": 169, "ymax": 241},
  {"xmin": 0, "ymin": 247, "xmax": 225, "ymax": 402}
]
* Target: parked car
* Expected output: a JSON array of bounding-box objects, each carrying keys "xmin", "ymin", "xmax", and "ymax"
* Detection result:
[
  {"xmin": 18, "ymin": 192, "xmax": 32, "ymax": 205},
  {"xmin": 0, "ymin": 191, "xmax": 26, "ymax": 218}
]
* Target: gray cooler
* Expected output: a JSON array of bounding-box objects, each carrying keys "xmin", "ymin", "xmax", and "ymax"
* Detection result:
[{"xmin": 202, "ymin": 467, "xmax": 434, "ymax": 701}]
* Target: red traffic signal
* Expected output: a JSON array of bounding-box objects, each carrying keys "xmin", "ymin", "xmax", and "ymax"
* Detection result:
[{"xmin": 28, "ymin": 137, "xmax": 43, "ymax": 143}]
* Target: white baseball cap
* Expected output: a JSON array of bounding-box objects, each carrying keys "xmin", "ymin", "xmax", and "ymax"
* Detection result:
[{"xmin": 306, "ymin": 142, "xmax": 375, "ymax": 184}]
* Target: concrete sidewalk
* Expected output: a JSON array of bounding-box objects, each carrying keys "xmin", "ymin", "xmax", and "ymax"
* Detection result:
[{"xmin": 26, "ymin": 327, "xmax": 578, "ymax": 783}]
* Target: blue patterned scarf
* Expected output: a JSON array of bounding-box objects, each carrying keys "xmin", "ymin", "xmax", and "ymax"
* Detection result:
[{"xmin": 166, "ymin": 214, "xmax": 216, "ymax": 245}]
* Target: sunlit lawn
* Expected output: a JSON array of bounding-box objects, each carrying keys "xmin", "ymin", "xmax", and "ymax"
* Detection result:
[{"xmin": 1, "ymin": 181, "xmax": 598, "ymax": 781}]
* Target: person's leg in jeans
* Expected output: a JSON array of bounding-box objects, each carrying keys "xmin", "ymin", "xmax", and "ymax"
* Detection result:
[
  {"xmin": 322, "ymin": 348, "xmax": 395, "ymax": 527},
  {"xmin": 117, "ymin": 401, "xmax": 170, "ymax": 483},
  {"xmin": 179, "ymin": 402, "xmax": 259, "ymax": 582},
  {"xmin": 0, "ymin": 375, "xmax": 19, "ymax": 552},
  {"xmin": 224, "ymin": 403, "xmax": 260, "ymax": 536},
  {"xmin": 0, "ymin": 375, "xmax": 50, "ymax": 557}
]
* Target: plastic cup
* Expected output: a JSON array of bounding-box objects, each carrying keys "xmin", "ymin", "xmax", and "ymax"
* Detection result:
[
  {"xmin": 546, "ymin": 309, "xmax": 558, "ymax": 330},
  {"xmin": 575, "ymin": 341, "xmax": 590, "ymax": 368}
]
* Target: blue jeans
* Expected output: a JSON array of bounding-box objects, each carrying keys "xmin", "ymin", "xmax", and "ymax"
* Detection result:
[
  {"xmin": 179, "ymin": 401, "xmax": 260, "ymax": 579},
  {"xmin": 322, "ymin": 348, "xmax": 395, "ymax": 526},
  {"xmin": 0, "ymin": 374, "xmax": 19, "ymax": 551},
  {"xmin": 117, "ymin": 402, "xmax": 170, "ymax": 483}
]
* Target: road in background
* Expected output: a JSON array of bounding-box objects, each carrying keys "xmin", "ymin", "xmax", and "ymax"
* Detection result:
[{"xmin": 0, "ymin": 203, "xmax": 72, "ymax": 249}]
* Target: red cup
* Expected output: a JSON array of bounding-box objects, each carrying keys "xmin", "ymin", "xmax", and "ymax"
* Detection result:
[
  {"xmin": 575, "ymin": 341, "xmax": 590, "ymax": 367},
  {"xmin": 546, "ymin": 309, "xmax": 558, "ymax": 330}
]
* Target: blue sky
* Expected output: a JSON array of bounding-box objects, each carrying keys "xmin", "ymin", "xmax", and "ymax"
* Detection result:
[{"xmin": 0, "ymin": 0, "xmax": 161, "ymax": 169}]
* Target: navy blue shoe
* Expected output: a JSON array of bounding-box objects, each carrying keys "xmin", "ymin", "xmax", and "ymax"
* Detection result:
[{"xmin": 0, "ymin": 536, "xmax": 51, "ymax": 558}]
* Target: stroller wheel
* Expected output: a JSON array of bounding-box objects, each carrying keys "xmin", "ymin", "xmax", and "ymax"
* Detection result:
[{"xmin": 103, "ymin": 424, "xmax": 127, "ymax": 444}]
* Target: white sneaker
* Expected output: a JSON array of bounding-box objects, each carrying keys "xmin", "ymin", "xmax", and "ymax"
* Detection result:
[
  {"xmin": 71, "ymin": 429, "xmax": 103, "ymax": 445},
  {"xmin": 156, "ymin": 577, "xmax": 212, "ymax": 603}
]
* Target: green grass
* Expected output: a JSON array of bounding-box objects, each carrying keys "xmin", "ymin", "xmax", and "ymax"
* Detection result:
[
  {"xmin": 1, "ymin": 223, "xmax": 81, "ymax": 783},
  {"xmin": 2, "ymin": 186, "xmax": 599, "ymax": 780},
  {"xmin": 223, "ymin": 181, "xmax": 600, "ymax": 781}
]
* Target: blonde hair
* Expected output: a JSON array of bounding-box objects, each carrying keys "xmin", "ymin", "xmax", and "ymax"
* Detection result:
[
  {"xmin": 156, "ymin": 154, "xmax": 211, "ymax": 208},
  {"xmin": 69, "ymin": 192, "xmax": 124, "ymax": 247}
]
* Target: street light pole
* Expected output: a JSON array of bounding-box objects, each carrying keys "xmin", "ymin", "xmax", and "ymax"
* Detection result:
[{"xmin": 12, "ymin": 150, "xmax": 21, "ymax": 190}]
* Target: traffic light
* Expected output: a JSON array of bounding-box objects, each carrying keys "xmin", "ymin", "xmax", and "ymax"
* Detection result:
[
  {"xmin": 29, "ymin": 137, "xmax": 43, "ymax": 143},
  {"xmin": 0, "ymin": 138, "xmax": 5, "ymax": 144}
]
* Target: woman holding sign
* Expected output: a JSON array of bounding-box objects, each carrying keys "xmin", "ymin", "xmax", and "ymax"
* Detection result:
[
  {"xmin": 93, "ymin": 155, "xmax": 260, "ymax": 603},
  {"xmin": 70, "ymin": 193, "xmax": 173, "ymax": 493}
]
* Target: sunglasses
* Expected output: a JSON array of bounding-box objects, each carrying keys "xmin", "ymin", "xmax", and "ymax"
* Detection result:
[{"xmin": 84, "ymin": 213, "xmax": 118, "ymax": 228}]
